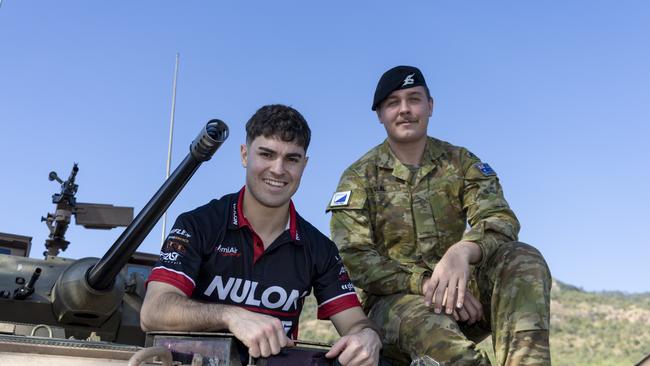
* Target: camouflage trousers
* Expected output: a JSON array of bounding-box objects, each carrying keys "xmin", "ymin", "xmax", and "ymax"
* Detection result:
[{"xmin": 365, "ymin": 242, "xmax": 551, "ymax": 366}]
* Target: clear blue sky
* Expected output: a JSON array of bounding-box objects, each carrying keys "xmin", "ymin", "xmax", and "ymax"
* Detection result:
[{"xmin": 1, "ymin": 2, "xmax": 648, "ymax": 292}]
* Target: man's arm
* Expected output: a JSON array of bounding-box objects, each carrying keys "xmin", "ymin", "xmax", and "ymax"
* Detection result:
[
  {"xmin": 459, "ymin": 149, "xmax": 520, "ymax": 268},
  {"xmin": 325, "ymin": 307, "xmax": 382, "ymax": 366},
  {"xmin": 423, "ymin": 149, "xmax": 520, "ymax": 314},
  {"xmin": 141, "ymin": 281, "xmax": 227, "ymax": 331},
  {"xmin": 329, "ymin": 171, "xmax": 430, "ymax": 296},
  {"xmin": 141, "ymin": 281, "xmax": 294, "ymax": 358}
]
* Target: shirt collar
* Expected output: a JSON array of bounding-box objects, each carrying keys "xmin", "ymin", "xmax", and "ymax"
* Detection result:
[
  {"xmin": 229, "ymin": 186, "xmax": 300, "ymax": 243},
  {"xmin": 376, "ymin": 138, "xmax": 445, "ymax": 182}
]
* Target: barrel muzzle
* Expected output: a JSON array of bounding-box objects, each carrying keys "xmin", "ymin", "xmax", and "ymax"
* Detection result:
[{"xmin": 190, "ymin": 119, "xmax": 228, "ymax": 162}]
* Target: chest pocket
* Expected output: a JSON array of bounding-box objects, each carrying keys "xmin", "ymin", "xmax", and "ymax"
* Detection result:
[
  {"xmin": 424, "ymin": 176, "xmax": 466, "ymax": 259},
  {"xmin": 369, "ymin": 184, "xmax": 419, "ymax": 262}
]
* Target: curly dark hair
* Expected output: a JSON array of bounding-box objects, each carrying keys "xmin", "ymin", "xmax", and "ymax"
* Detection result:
[{"xmin": 246, "ymin": 104, "xmax": 311, "ymax": 152}]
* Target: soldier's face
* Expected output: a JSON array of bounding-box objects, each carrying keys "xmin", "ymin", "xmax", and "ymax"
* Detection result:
[
  {"xmin": 240, "ymin": 136, "xmax": 308, "ymax": 209},
  {"xmin": 377, "ymin": 86, "xmax": 433, "ymax": 145}
]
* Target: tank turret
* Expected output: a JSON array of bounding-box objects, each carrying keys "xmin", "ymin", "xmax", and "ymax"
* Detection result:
[{"xmin": 0, "ymin": 119, "xmax": 229, "ymax": 347}]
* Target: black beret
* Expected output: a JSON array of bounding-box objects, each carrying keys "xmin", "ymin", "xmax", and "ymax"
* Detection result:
[{"xmin": 372, "ymin": 65, "xmax": 428, "ymax": 111}]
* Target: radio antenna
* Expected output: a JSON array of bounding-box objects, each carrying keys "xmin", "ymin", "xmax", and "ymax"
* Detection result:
[{"xmin": 161, "ymin": 53, "xmax": 180, "ymax": 247}]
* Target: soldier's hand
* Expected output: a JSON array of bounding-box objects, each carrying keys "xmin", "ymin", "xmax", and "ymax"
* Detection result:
[
  {"xmin": 422, "ymin": 241, "xmax": 481, "ymax": 315},
  {"xmin": 326, "ymin": 328, "xmax": 381, "ymax": 366},
  {"xmin": 225, "ymin": 307, "xmax": 294, "ymax": 358},
  {"xmin": 451, "ymin": 291, "xmax": 483, "ymax": 325}
]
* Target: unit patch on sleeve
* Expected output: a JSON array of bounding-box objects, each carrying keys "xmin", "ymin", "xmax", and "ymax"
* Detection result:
[
  {"xmin": 474, "ymin": 162, "xmax": 496, "ymax": 176},
  {"xmin": 330, "ymin": 191, "xmax": 351, "ymax": 207}
]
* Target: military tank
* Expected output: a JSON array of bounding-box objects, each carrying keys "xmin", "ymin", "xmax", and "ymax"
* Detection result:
[{"xmin": 0, "ymin": 119, "xmax": 237, "ymax": 365}]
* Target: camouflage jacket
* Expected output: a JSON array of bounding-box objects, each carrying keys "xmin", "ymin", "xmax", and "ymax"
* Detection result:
[{"xmin": 327, "ymin": 137, "xmax": 520, "ymax": 296}]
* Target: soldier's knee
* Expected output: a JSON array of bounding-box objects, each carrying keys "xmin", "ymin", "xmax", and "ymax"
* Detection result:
[
  {"xmin": 504, "ymin": 242, "xmax": 547, "ymax": 264},
  {"xmin": 503, "ymin": 241, "xmax": 539, "ymax": 256},
  {"xmin": 501, "ymin": 242, "xmax": 551, "ymax": 280}
]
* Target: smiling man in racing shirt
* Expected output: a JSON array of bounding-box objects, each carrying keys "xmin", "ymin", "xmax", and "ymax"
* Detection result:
[{"xmin": 141, "ymin": 104, "xmax": 382, "ymax": 366}]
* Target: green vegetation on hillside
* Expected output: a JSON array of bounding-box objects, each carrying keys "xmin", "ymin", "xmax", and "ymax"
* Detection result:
[
  {"xmin": 550, "ymin": 280, "xmax": 650, "ymax": 366},
  {"xmin": 298, "ymin": 279, "xmax": 650, "ymax": 365}
]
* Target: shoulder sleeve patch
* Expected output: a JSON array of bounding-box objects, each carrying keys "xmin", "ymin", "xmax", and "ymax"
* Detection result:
[
  {"xmin": 330, "ymin": 191, "xmax": 351, "ymax": 207},
  {"xmin": 474, "ymin": 162, "xmax": 496, "ymax": 176},
  {"xmin": 326, "ymin": 189, "xmax": 366, "ymax": 212}
]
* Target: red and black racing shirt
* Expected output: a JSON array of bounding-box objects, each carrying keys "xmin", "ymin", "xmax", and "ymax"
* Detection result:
[{"xmin": 147, "ymin": 188, "xmax": 360, "ymax": 339}]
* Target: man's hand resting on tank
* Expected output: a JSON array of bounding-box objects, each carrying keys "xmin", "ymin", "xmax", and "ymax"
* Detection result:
[
  {"xmin": 225, "ymin": 306, "xmax": 295, "ymax": 358},
  {"xmin": 326, "ymin": 327, "xmax": 381, "ymax": 366}
]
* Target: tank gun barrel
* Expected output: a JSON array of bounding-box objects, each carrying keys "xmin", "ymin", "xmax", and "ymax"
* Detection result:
[{"xmin": 87, "ymin": 119, "xmax": 229, "ymax": 290}]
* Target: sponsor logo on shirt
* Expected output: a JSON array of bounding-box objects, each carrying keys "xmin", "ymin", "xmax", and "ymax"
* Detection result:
[
  {"xmin": 170, "ymin": 228, "xmax": 192, "ymax": 238},
  {"xmin": 215, "ymin": 244, "xmax": 241, "ymax": 257},
  {"xmin": 160, "ymin": 252, "xmax": 180, "ymax": 263},
  {"xmin": 163, "ymin": 239, "xmax": 187, "ymax": 254},
  {"xmin": 338, "ymin": 266, "xmax": 350, "ymax": 282},
  {"xmin": 231, "ymin": 203, "xmax": 238, "ymax": 226},
  {"xmin": 281, "ymin": 321, "xmax": 293, "ymax": 334},
  {"xmin": 167, "ymin": 235, "xmax": 189, "ymax": 243},
  {"xmin": 203, "ymin": 275, "xmax": 305, "ymax": 312},
  {"xmin": 341, "ymin": 282, "xmax": 355, "ymax": 291},
  {"xmin": 160, "ymin": 236, "xmax": 187, "ymax": 264}
]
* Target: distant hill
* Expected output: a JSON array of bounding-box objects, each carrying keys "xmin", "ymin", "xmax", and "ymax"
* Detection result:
[{"xmin": 298, "ymin": 279, "xmax": 650, "ymax": 365}]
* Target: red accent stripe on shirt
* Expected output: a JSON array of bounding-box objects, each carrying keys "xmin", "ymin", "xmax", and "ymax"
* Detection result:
[
  {"xmin": 147, "ymin": 267, "xmax": 195, "ymax": 297},
  {"xmin": 237, "ymin": 187, "xmax": 265, "ymax": 263},
  {"xmin": 317, "ymin": 293, "xmax": 361, "ymax": 320},
  {"xmin": 288, "ymin": 200, "xmax": 297, "ymax": 241},
  {"xmin": 237, "ymin": 186, "xmax": 298, "ymax": 264}
]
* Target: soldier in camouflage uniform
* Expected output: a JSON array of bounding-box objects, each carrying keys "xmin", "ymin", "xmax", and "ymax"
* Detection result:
[{"xmin": 327, "ymin": 66, "xmax": 551, "ymax": 366}]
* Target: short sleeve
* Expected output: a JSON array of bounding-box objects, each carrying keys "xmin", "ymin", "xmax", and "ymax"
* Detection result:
[
  {"xmin": 312, "ymin": 241, "xmax": 361, "ymax": 320},
  {"xmin": 147, "ymin": 213, "xmax": 204, "ymax": 296}
]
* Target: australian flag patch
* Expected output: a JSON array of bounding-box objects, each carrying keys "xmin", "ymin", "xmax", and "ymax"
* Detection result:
[{"xmin": 474, "ymin": 162, "xmax": 496, "ymax": 176}]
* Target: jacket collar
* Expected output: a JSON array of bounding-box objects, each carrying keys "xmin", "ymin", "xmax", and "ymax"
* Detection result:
[{"xmin": 376, "ymin": 138, "xmax": 444, "ymax": 183}]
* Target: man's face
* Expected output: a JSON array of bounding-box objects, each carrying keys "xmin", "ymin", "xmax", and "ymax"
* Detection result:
[
  {"xmin": 376, "ymin": 86, "xmax": 433, "ymax": 145},
  {"xmin": 241, "ymin": 135, "xmax": 308, "ymax": 208}
]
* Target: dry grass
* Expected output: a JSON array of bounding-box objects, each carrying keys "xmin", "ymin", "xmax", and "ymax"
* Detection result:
[{"xmin": 298, "ymin": 280, "xmax": 650, "ymax": 366}]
